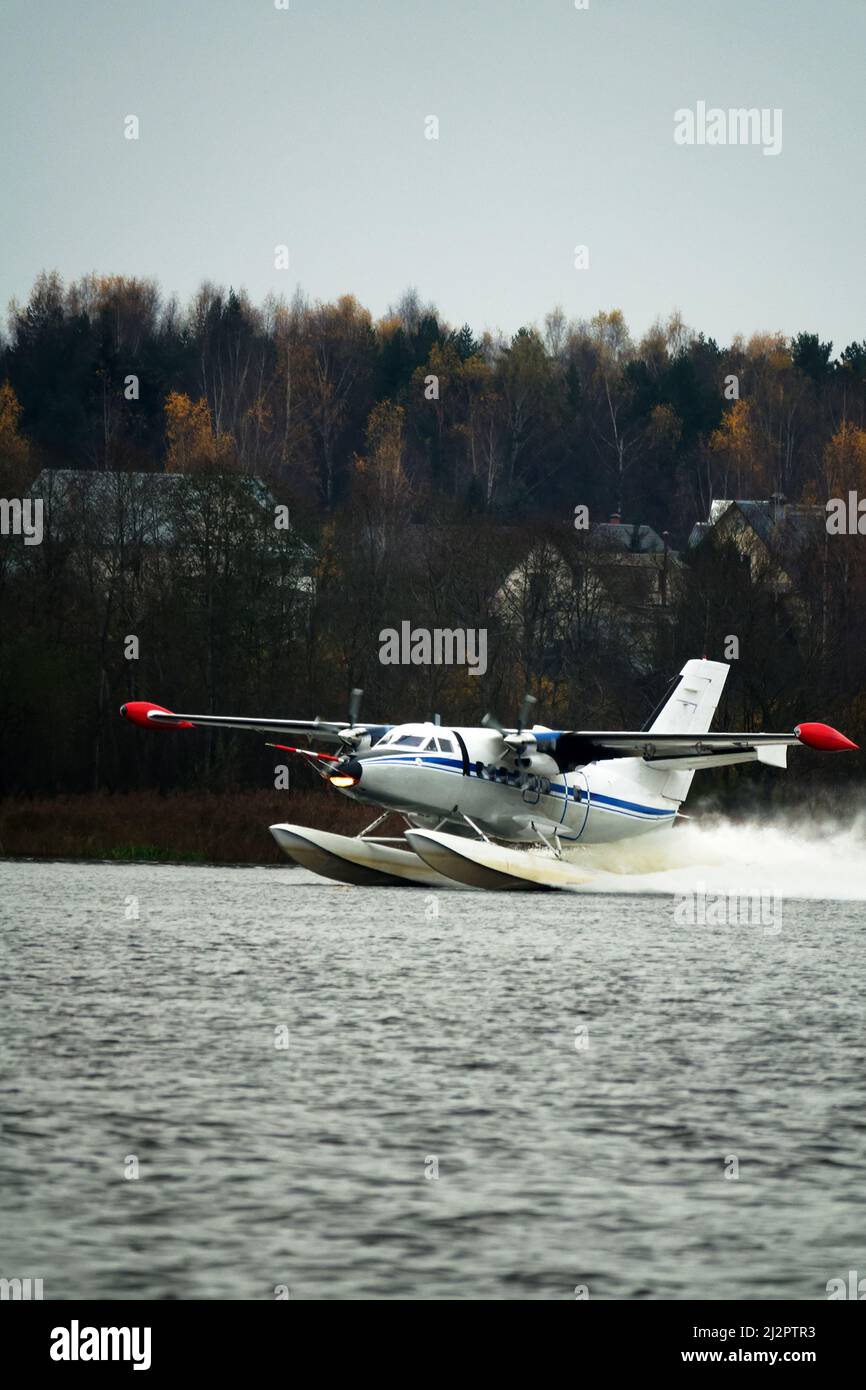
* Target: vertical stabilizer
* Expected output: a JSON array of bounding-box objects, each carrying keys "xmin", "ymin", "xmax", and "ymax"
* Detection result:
[
  {"xmin": 643, "ymin": 658, "xmax": 730, "ymax": 804},
  {"xmin": 648, "ymin": 658, "xmax": 729, "ymax": 735}
]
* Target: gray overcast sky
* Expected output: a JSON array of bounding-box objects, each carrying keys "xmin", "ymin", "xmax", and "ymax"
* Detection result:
[{"xmin": 2, "ymin": 0, "xmax": 864, "ymax": 349}]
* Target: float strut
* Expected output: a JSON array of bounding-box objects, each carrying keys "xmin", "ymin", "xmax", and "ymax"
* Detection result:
[
  {"xmin": 459, "ymin": 812, "xmax": 490, "ymax": 843},
  {"xmin": 357, "ymin": 811, "xmax": 391, "ymax": 839},
  {"xmin": 533, "ymin": 824, "xmax": 562, "ymax": 860}
]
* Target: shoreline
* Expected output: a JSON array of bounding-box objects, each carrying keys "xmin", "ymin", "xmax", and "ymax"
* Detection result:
[
  {"xmin": 0, "ymin": 790, "xmax": 373, "ymax": 865},
  {"xmin": 0, "ymin": 854, "xmax": 298, "ymax": 868}
]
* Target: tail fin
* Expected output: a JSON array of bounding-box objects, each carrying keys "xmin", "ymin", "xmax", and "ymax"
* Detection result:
[
  {"xmin": 640, "ymin": 659, "xmax": 730, "ymax": 808},
  {"xmin": 647, "ymin": 658, "xmax": 729, "ymax": 735}
]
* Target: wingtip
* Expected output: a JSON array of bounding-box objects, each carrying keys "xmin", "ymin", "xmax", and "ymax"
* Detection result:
[
  {"xmin": 795, "ymin": 722, "xmax": 859, "ymax": 752},
  {"xmin": 120, "ymin": 701, "xmax": 195, "ymax": 730}
]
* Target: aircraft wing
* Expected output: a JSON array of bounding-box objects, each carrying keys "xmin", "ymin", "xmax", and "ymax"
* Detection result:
[
  {"xmin": 120, "ymin": 701, "xmax": 390, "ymax": 746},
  {"xmin": 537, "ymin": 722, "xmax": 857, "ymax": 764}
]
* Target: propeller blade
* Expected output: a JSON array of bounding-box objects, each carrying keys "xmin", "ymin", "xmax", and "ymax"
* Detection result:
[
  {"xmin": 348, "ymin": 687, "xmax": 363, "ymax": 726},
  {"xmin": 517, "ymin": 693, "xmax": 537, "ymax": 732},
  {"xmin": 482, "ymin": 712, "xmax": 506, "ymax": 736}
]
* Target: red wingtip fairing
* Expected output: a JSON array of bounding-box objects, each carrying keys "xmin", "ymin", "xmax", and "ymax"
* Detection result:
[
  {"xmin": 794, "ymin": 722, "xmax": 859, "ymax": 752},
  {"xmin": 119, "ymin": 701, "xmax": 194, "ymax": 730}
]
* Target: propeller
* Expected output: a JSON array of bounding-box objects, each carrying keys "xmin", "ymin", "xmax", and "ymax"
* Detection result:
[
  {"xmin": 482, "ymin": 692, "xmax": 538, "ymax": 753},
  {"xmin": 337, "ymin": 687, "xmax": 369, "ymax": 749}
]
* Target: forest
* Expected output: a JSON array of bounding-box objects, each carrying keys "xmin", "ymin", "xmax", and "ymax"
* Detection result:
[{"xmin": 1, "ymin": 271, "xmax": 865, "ymax": 855}]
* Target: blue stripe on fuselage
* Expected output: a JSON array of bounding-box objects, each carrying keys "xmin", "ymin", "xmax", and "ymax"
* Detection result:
[
  {"xmin": 364, "ymin": 755, "xmax": 675, "ymax": 820},
  {"xmin": 574, "ymin": 788, "xmax": 674, "ymax": 818}
]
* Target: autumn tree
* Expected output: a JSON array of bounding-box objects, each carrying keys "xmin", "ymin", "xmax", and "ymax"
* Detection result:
[
  {"xmin": 165, "ymin": 392, "xmax": 236, "ymax": 472},
  {"xmin": 822, "ymin": 422, "xmax": 866, "ymax": 496},
  {"xmin": 709, "ymin": 399, "xmax": 767, "ymax": 498},
  {"xmin": 0, "ymin": 382, "xmax": 33, "ymax": 494},
  {"xmin": 296, "ymin": 295, "xmax": 376, "ymax": 508},
  {"xmin": 353, "ymin": 400, "xmax": 411, "ymax": 524}
]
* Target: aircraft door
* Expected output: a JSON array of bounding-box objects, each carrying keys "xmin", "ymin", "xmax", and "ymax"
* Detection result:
[{"xmin": 572, "ymin": 771, "xmax": 591, "ymax": 839}]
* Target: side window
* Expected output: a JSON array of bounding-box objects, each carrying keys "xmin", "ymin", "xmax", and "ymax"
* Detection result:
[{"xmin": 438, "ymin": 737, "xmax": 454, "ymax": 752}]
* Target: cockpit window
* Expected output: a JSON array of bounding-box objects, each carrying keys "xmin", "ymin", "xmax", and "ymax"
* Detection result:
[
  {"xmin": 437, "ymin": 737, "xmax": 454, "ymax": 752},
  {"xmin": 394, "ymin": 734, "xmax": 423, "ymax": 747}
]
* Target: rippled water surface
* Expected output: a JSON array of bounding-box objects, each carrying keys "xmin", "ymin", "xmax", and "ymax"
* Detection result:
[{"xmin": 2, "ymin": 844, "xmax": 866, "ymax": 1300}]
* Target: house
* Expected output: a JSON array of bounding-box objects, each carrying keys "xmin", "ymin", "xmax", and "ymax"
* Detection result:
[
  {"xmin": 688, "ymin": 497, "xmax": 824, "ymax": 590},
  {"xmin": 25, "ymin": 468, "xmax": 316, "ymax": 590},
  {"xmin": 493, "ymin": 520, "xmax": 680, "ymax": 674}
]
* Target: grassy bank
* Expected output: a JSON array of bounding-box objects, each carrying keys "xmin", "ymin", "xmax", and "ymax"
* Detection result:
[{"xmin": 0, "ymin": 791, "xmax": 374, "ymax": 864}]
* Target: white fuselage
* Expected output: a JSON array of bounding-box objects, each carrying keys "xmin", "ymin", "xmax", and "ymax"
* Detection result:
[{"xmin": 340, "ymin": 723, "xmax": 679, "ymax": 844}]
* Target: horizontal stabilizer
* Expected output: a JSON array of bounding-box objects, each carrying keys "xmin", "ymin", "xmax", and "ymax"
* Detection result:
[{"xmin": 644, "ymin": 744, "xmax": 790, "ymax": 772}]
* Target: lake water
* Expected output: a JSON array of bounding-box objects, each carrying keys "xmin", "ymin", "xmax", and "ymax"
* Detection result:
[{"xmin": 2, "ymin": 814, "xmax": 866, "ymax": 1300}]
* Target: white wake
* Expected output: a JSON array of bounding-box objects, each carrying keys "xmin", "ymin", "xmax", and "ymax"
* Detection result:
[{"xmin": 562, "ymin": 809, "xmax": 866, "ymax": 902}]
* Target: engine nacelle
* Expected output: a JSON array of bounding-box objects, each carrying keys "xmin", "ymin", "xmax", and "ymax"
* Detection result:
[
  {"xmin": 518, "ymin": 752, "xmax": 560, "ymax": 780},
  {"xmin": 337, "ymin": 726, "xmax": 373, "ymax": 751}
]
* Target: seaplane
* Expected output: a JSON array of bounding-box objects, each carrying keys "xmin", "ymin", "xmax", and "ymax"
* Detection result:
[{"xmin": 120, "ymin": 659, "xmax": 857, "ymax": 891}]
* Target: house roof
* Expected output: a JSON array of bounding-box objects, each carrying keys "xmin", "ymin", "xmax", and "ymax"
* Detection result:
[
  {"xmin": 589, "ymin": 522, "xmax": 667, "ymax": 554},
  {"xmin": 693, "ymin": 498, "xmax": 824, "ymax": 567},
  {"xmin": 30, "ymin": 468, "xmax": 275, "ymax": 503},
  {"xmin": 705, "ymin": 499, "xmax": 776, "ymax": 542}
]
